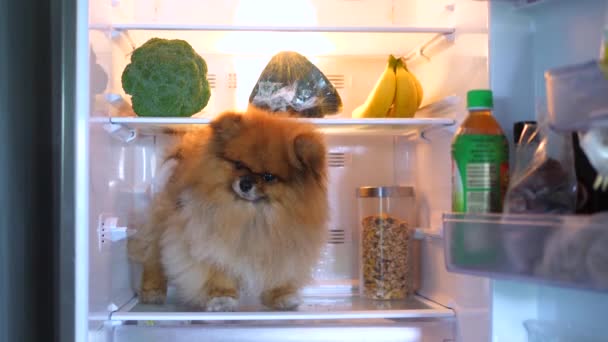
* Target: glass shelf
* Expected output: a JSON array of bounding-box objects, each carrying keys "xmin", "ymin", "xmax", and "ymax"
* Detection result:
[
  {"xmin": 99, "ymin": 116, "xmax": 455, "ymax": 137},
  {"xmin": 91, "ymin": 23, "xmax": 455, "ymax": 56},
  {"xmin": 443, "ymin": 212, "xmax": 608, "ymax": 293},
  {"xmin": 108, "ymin": 294, "xmax": 455, "ymax": 342},
  {"xmin": 94, "ymin": 96, "xmax": 459, "ymax": 138},
  {"xmin": 110, "ymin": 294, "xmax": 453, "ymax": 322},
  {"xmin": 96, "ymin": 23, "xmax": 455, "ymax": 34}
]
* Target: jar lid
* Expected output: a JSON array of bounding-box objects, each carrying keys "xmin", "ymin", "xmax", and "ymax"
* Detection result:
[{"xmin": 356, "ymin": 186, "xmax": 415, "ymax": 198}]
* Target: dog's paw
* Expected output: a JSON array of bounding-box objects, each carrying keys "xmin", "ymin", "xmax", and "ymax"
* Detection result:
[
  {"xmin": 270, "ymin": 293, "xmax": 302, "ymax": 310},
  {"xmin": 139, "ymin": 289, "xmax": 166, "ymax": 304},
  {"xmin": 206, "ymin": 296, "xmax": 238, "ymax": 312},
  {"xmin": 262, "ymin": 288, "xmax": 302, "ymax": 311}
]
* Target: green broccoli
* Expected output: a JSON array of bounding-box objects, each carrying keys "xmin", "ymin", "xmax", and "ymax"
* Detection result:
[{"xmin": 121, "ymin": 38, "xmax": 211, "ymax": 117}]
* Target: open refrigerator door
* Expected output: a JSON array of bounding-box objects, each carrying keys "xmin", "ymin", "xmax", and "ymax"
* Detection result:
[{"xmin": 439, "ymin": 1, "xmax": 608, "ymax": 341}]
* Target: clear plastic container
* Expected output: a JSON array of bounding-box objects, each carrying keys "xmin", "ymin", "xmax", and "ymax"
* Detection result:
[
  {"xmin": 545, "ymin": 60, "xmax": 608, "ymax": 131},
  {"xmin": 356, "ymin": 186, "xmax": 416, "ymax": 300}
]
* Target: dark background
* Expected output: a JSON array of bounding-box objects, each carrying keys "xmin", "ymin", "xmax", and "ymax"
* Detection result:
[{"xmin": 0, "ymin": 0, "xmax": 76, "ymax": 341}]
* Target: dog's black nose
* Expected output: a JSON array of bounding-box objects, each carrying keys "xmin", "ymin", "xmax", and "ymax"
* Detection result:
[{"xmin": 239, "ymin": 176, "xmax": 254, "ymax": 193}]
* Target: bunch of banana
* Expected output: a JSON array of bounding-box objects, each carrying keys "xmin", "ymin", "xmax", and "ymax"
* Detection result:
[
  {"xmin": 352, "ymin": 54, "xmax": 423, "ymax": 118},
  {"xmin": 391, "ymin": 57, "xmax": 423, "ymax": 118}
]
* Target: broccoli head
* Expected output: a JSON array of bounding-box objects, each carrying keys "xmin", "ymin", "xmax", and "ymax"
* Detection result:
[{"xmin": 121, "ymin": 38, "xmax": 211, "ymax": 117}]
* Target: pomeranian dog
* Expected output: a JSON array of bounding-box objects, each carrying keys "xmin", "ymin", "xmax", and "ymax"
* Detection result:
[{"xmin": 128, "ymin": 108, "xmax": 329, "ymax": 311}]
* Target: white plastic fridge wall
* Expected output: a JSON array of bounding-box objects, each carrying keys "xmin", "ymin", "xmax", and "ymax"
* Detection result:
[
  {"xmin": 110, "ymin": 0, "xmax": 454, "ymax": 27},
  {"xmin": 410, "ymin": 2, "xmax": 492, "ymax": 341},
  {"xmin": 88, "ymin": 132, "xmax": 425, "ymax": 306},
  {"xmin": 92, "ymin": 0, "xmax": 481, "ymax": 117},
  {"xmin": 85, "ymin": 0, "xmax": 492, "ymax": 341},
  {"xmin": 489, "ymin": 1, "xmax": 608, "ymax": 341},
  {"xmin": 87, "ymin": 128, "xmax": 464, "ymax": 341}
]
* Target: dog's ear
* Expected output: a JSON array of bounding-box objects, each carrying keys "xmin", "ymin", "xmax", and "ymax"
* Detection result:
[
  {"xmin": 292, "ymin": 131, "xmax": 327, "ymax": 177},
  {"xmin": 210, "ymin": 111, "xmax": 244, "ymax": 141}
]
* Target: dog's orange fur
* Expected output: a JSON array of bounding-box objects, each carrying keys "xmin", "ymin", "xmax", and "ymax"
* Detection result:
[{"xmin": 128, "ymin": 108, "xmax": 329, "ymax": 311}]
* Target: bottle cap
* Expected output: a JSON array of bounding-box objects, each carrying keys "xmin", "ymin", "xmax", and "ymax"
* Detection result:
[{"xmin": 467, "ymin": 89, "xmax": 494, "ymax": 110}]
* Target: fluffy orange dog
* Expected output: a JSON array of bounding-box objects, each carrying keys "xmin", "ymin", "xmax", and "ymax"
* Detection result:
[{"xmin": 129, "ymin": 109, "xmax": 329, "ymax": 311}]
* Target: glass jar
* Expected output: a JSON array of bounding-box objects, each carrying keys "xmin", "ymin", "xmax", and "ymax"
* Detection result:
[{"xmin": 357, "ymin": 186, "xmax": 415, "ymax": 300}]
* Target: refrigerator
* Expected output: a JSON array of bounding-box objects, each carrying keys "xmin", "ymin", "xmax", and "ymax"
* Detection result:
[{"xmin": 3, "ymin": 0, "xmax": 608, "ymax": 341}]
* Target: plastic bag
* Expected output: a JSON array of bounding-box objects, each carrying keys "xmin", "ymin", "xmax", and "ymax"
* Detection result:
[
  {"xmin": 578, "ymin": 128, "xmax": 608, "ymax": 191},
  {"xmin": 504, "ymin": 117, "xmax": 578, "ymax": 214},
  {"xmin": 248, "ymin": 51, "xmax": 342, "ymax": 118}
]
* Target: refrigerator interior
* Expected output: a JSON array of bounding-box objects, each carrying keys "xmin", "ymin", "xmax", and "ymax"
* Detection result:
[
  {"xmin": 488, "ymin": 0, "xmax": 608, "ymax": 341},
  {"xmin": 83, "ymin": 0, "xmax": 494, "ymax": 341}
]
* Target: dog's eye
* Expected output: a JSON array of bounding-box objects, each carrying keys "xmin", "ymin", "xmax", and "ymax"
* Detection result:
[
  {"xmin": 262, "ymin": 173, "xmax": 276, "ymax": 182},
  {"xmin": 233, "ymin": 161, "xmax": 245, "ymax": 170}
]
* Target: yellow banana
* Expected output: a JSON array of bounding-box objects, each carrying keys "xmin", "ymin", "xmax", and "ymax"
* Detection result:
[
  {"xmin": 407, "ymin": 63, "xmax": 424, "ymax": 107},
  {"xmin": 352, "ymin": 55, "xmax": 397, "ymax": 118},
  {"xmin": 413, "ymin": 77, "xmax": 423, "ymax": 108},
  {"xmin": 393, "ymin": 58, "xmax": 419, "ymax": 118}
]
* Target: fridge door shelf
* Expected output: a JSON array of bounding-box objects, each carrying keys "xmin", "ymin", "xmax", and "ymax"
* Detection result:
[
  {"xmin": 443, "ymin": 212, "xmax": 608, "ymax": 293},
  {"xmin": 109, "ymin": 294, "xmax": 453, "ymax": 322}
]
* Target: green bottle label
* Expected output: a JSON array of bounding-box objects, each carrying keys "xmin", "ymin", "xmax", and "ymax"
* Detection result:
[{"xmin": 451, "ymin": 134, "xmax": 509, "ymax": 213}]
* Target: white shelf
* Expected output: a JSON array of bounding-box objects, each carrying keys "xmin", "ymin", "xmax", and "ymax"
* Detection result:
[
  {"xmin": 97, "ymin": 95, "xmax": 460, "ymax": 137},
  {"xmin": 92, "ymin": 23, "xmax": 455, "ymax": 56},
  {"xmin": 100, "ymin": 116, "xmax": 455, "ymax": 137},
  {"xmin": 110, "ymin": 295, "xmax": 453, "ymax": 322},
  {"xmin": 92, "ymin": 23, "xmax": 455, "ymax": 34}
]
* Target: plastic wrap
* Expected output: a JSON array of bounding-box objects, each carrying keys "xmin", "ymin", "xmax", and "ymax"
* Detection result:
[
  {"xmin": 249, "ymin": 51, "xmax": 342, "ymax": 118},
  {"xmin": 578, "ymin": 128, "xmax": 608, "ymax": 191},
  {"xmin": 504, "ymin": 119, "xmax": 578, "ymax": 214}
]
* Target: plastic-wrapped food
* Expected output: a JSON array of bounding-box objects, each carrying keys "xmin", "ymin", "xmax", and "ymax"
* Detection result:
[
  {"xmin": 505, "ymin": 158, "xmax": 576, "ymax": 214},
  {"xmin": 248, "ymin": 51, "xmax": 342, "ymax": 118}
]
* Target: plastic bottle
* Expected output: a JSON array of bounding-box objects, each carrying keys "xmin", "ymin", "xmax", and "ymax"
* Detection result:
[{"xmin": 451, "ymin": 89, "xmax": 509, "ymax": 213}]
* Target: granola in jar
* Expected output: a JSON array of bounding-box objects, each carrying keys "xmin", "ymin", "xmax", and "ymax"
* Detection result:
[{"xmin": 361, "ymin": 213, "xmax": 410, "ymax": 300}]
